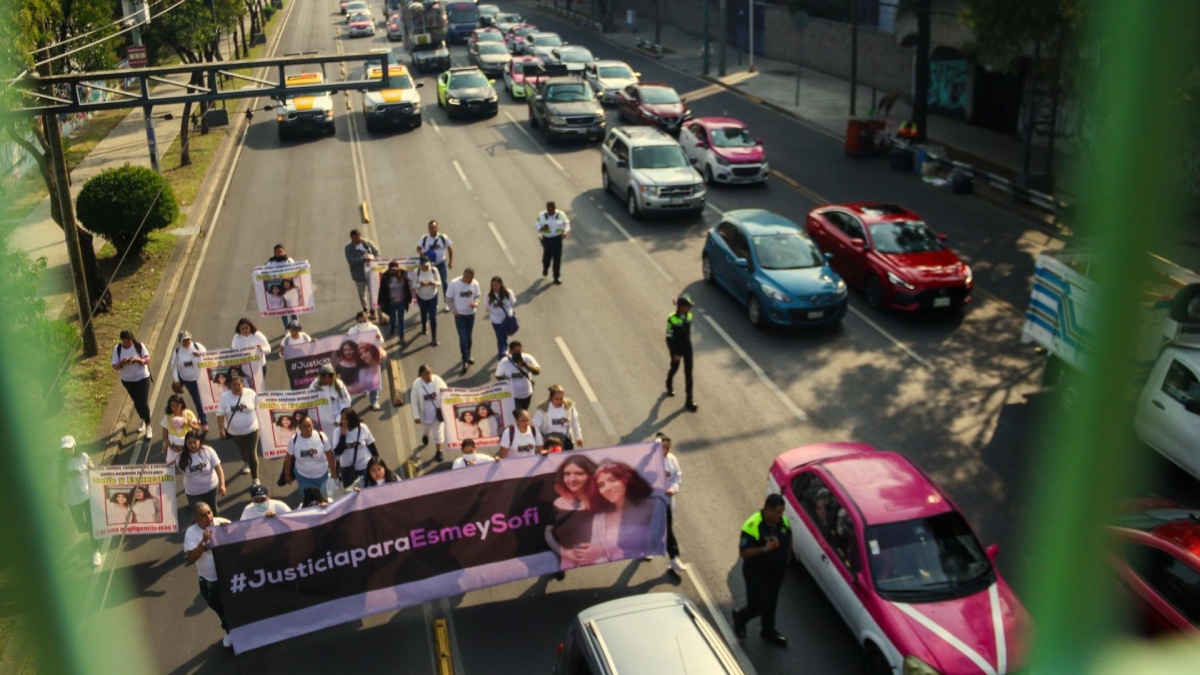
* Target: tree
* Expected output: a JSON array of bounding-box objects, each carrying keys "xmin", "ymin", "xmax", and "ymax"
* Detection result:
[
  {"xmin": 0, "ymin": 0, "xmax": 122, "ymax": 316},
  {"xmin": 75, "ymin": 164, "xmax": 180, "ymax": 257}
]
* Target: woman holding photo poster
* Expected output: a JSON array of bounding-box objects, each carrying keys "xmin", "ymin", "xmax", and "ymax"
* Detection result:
[
  {"xmin": 544, "ymin": 455, "xmax": 601, "ymax": 576},
  {"xmin": 159, "ymin": 394, "xmax": 200, "ymax": 465},
  {"xmin": 587, "ymin": 461, "xmax": 668, "ymax": 563}
]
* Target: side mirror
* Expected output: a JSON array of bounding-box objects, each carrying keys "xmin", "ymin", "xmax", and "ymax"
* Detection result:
[
  {"xmin": 849, "ymin": 238, "xmax": 866, "ymax": 250},
  {"xmin": 936, "ymin": 232, "xmax": 948, "ymax": 241},
  {"xmin": 634, "ymin": 72, "xmax": 642, "ymax": 77},
  {"xmin": 986, "ymin": 544, "xmax": 999, "ymax": 562},
  {"xmin": 416, "ymin": 81, "xmax": 425, "ymax": 88},
  {"xmin": 824, "ymin": 252, "xmax": 834, "ymax": 262},
  {"xmin": 488, "ymin": 79, "xmax": 496, "ymax": 85},
  {"xmin": 734, "ymin": 259, "xmax": 749, "ymax": 269},
  {"xmin": 616, "ymin": 159, "xmax": 628, "ymax": 169}
]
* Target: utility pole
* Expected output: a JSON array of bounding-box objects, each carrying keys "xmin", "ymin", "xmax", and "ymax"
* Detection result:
[
  {"xmin": 42, "ymin": 114, "xmax": 99, "ymax": 357},
  {"xmin": 748, "ymin": 0, "xmax": 756, "ymax": 72},
  {"xmin": 911, "ymin": 0, "xmax": 931, "ymax": 143},
  {"xmin": 128, "ymin": 1, "xmax": 161, "ymax": 172},
  {"xmin": 849, "ymin": 0, "xmax": 858, "ymax": 116},
  {"xmin": 718, "ymin": 0, "xmax": 727, "ymax": 76},
  {"xmin": 702, "ymin": 0, "xmax": 710, "ymax": 75}
]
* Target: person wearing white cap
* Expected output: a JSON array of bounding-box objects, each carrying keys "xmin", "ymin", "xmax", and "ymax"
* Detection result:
[
  {"xmin": 307, "ymin": 363, "xmax": 352, "ymax": 434},
  {"xmin": 170, "ymin": 331, "xmax": 209, "ymax": 430},
  {"xmin": 280, "ymin": 320, "xmax": 313, "ymax": 349},
  {"xmin": 55, "ymin": 436, "xmax": 103, "ymax": 567}
]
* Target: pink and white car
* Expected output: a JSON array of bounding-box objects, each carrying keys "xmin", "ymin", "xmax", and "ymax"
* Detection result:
[
  {"xmin": 769, "ymin": 443, "xmax": 1030, "ymax": 674},
  {"xmin": 503, "ymin": 55, "xmax": 545, "ymax": 100},
  {"xmin": 505, "ymin": 24, "xmax": 539, "ymax": 54},
  {"xmin": 680, "ymin": 117, "xmax": 769, "ymax": 185}
]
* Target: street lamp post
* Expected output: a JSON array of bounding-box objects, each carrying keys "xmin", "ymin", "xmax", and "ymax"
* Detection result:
[
  {"xmin": 702, "ymin": 0, "xmax": 710, "ymax": 75},
  {"xmin": 748, "ymin": 0, "xmax": 755, "ymax": 73}
]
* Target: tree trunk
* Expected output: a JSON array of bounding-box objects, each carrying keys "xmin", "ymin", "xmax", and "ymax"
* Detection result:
[
  {"xmin": 239, "ymin": 14, "xmax": 249, "ymax": 56},
  {"xmin": 911, "ymin": 0, "xmax": 931, "ymax": 143},
  {"xmin": 76, "ymin": 228, "xmax": 112, "ymax": 314}
]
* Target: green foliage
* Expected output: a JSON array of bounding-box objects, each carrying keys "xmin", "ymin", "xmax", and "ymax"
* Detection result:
[
  {"xmin": 962, "ymin": 0, "xmax": 1083, "ymax": 68},
  {"xmin": 141, "ymin": 0, "xmax": 246, "ymax": 63},
  {"xmin": 75, "ymin": 164, "xmax": 180, "ymax": 257},
  {"xmin": 263, "ymin": 4, "xmax": 277, "ymax": 20}
]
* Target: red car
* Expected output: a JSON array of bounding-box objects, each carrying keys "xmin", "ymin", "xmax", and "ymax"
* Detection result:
[
  {"xmin": 805, "ymin": 202, "xmax": 973, "ymax": 311},
  {"xmin": 1109, "ymin": 499, "xmax": 1200, "ymax": 636},
  {"xmin": 615, "ymin": 83, "xmax": 691, "ymax": 136}
]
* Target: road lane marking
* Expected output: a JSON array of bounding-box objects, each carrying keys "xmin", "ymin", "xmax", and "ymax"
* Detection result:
[
  {"xmin": 555, "ymin": 337, "xmax": 617, "ymax": 438},
  {"xmin": 452, "ymin": 159, "xmax": 472, "ymax": 190},
  {"xmin": 600, "ymin": 213, "xmax": 673, "ymax": 282},
  {"xmin": 699, "ymin": 313, "xmax": 809, "ymax": 422},
  {"xmin": 430, "ymin": 118, "xmax": 443, "ymax": 138},
  {"xmin": 685, "ymin": 562, "xmax": 759, "ymax": 675},
  {"xmin": 767, "ymin": 169, "xmax": 825, "ymax": 203},
  {"xmin": 487, "ymin": 221, "xmax": 519, "ymax": 267},
  {"xmin": 846, "ymin": 306, "xmax": 935, "ymax": 371},
  {"xmin": 502, "ymin": 110, "xmax": 570, "ymax": 177}
]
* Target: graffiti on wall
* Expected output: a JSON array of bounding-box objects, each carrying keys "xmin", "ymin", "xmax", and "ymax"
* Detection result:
[{"xmin": 928, "ymin": 59, "xmax": 968, "ymax": 119}]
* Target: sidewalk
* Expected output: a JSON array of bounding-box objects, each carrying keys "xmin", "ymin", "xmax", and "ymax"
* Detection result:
[{"xmin": 3, "ymin": 97, "xmax": 188, "ymax": 317}]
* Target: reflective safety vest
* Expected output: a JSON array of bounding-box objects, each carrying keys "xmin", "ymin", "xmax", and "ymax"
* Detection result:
[
  {"xmin": 741, "ymin": 510, "xmax": 791, "ymax": 541},
  {"xmin": 665, "ymin": 311, "xmax": 693, "ymax": 339},
  {"xmin": 898, "ymin": 120, "xmax": 919, "ymax": 139}
]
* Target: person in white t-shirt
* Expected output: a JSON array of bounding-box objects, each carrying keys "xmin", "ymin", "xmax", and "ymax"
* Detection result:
[
  {"xmin": 533, "ymin": 384, "xmax": 584, "ymax": 450},
  {"xmin": 111, "ymin": 329, "xmax": 153, "ymax": 438},
  {"xmin": 332, "ymin": 408, "xmax": 378, "ymax": 487},
  {"xmin": 494, "ymin": 341, "xmax": 541, "ymax": 410},
  {"xmin": 240, "ymin": 484, "xmax": 292, "ymax": 520},
  {"xmin": 413, "ymin": 257, "xmax": 442, "ymax": 347},
  {"xmin": 347, "ymin": 312, "xmax": 386, "ymax": 410},
  {"xmin": 652, "ymin": 433, "xmax": 685, "ymax": 574},
  {"xmin": 160, "ymin": 394, "xmax": 200, "ymax": 465},
  {"xmin": 307, "ymin": 363, "xmax": 352, "ymax": 433},
  {"xmin": 283, "ymin": 416, "xmax": 336, "ymax": 501},
  {"xmin": 281, "ymin": 320, "xmax": 313, "ymax": 349},
  {"xmin": 410, "ymin": 364, "xmax": 448, "ymax": 462},
  {"xmin": 486, "ymin": 276, "xmax": 517, "ymax": 361},
  {"xmin": 216, "ymin": 372, "xmax": 260, "ymax": 485},
  {"xmin": 183, "ymin": 502, "xmax": 233, "ymax": 648},
  {"xmin": 178, "ymin": 432, "xmax": 226, "ymax": 515},
  {"xmin": 170, "ymin": 331, "xmax": 209, "ymax": 429},
  {"xmin": 451, "ymin": 438, "xmax": 497, "ymax": 469},
  {"xmin": 56, "ymin": 436, "xmax": 103, "ymax": 567},
  {"xmin": 497, "ymin": 409, "xmax": 543, "ymax": 459},
  {"xmin": 446, "ymin": 268, "xmax": 481, "ymax": 373},
  {"xmin": 415, "ymin": 220, "xmax": 454, "ymax": 309},
  {"xmin": 231, "ymin": 317, "xmax": 272, "ymax": 381}
]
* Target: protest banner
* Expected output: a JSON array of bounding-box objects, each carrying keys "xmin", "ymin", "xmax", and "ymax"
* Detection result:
[
  {"xmin": 366, "ymin": 257, "xmax": 420, "ymax": 311},
  {"xmin": 253, "ymin": 261, "xmax": 315, "ymax": 317},
  {"xmin": 255, "ymin": 390, "xmax": 333, "ymax": 459},
  {"xmin": 89, "ymin": 465, "xmax": 178, "ymax": 538},
  {"xmin": 197, "ymin": 347, "xmax": 265, "ymax": 413},
  {"xmin": 439, "ymin": 381, "xmax": 515, "ymax": 449},
  {"xmin": 282, "ymin": 333, "xmax": 383, "ymax": 395},
  {"xmin": 212, "ymin": 443, "xmax": 666, "ymax": 652}
]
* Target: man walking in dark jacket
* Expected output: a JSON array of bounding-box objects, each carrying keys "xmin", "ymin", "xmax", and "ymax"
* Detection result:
[{"xmin": 344, "ymin": 229, "xmax": 380, "ymax": 319}]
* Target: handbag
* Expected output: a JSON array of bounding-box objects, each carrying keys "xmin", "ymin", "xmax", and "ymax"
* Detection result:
[{"xmin": 503, "ymin": 312, "xmax": 520, "ymax": 336}]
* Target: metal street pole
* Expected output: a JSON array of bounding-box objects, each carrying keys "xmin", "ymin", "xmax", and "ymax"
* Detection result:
[
  {"xmin": 131, "ymin": 25, "xmax": 161, "ymax": 172},
  {"xmin": 849, "ymin": 0, "xmax": 858, "ymax": 115},
  {"xmin": 718, "ymin": 0, "xmax": 727, "ymax": 76},
  {"xmin": 702, "ymin": 0, "xmax": 710, "ymax": 75},
  {"xmin": 748, "ymin": 0, "xmax": 755, "ymax": 73},
  {"xmin": 42, "ymin": 114, "xmax": 99, "ymax": 357}
]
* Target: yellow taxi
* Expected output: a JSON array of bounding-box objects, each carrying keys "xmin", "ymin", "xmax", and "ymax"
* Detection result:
[
  {"xmin": 361, "ymin": 63, "xmax": 424, "ymax": 132},
  {"xmin": 276, "ymin": 72, "xmax": 335, "ymax": 138}
]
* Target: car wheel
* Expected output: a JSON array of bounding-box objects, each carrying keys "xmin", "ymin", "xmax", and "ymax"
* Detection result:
[
  {"xmin": 702, "ymin": 253, "xmax": 714, "ymax": 284},
  {"xmin": 748, "ymin": 295, "xmax": 765, "ymax": 327},
  {"xmin": 544, "ymin": 126, "xmax": 555, "ymax": 144},
  {"xmin": 866, "ymin": 276, "xmax": 885, "ymax": 310},
  {"xmin": 863, "ymin": 641, "xmax": 890, "ymax": 675},
  {"xmin": 601, "ymin": 167, "xmax": 611, "ymax": 195},
  {"xmin": 364, "ymin": 120, "xmax": 375, "ymax": 133},
  {"xmin": 627, "ymin": 190, "xmax": 640, "ymax": 218},
  {"xmin": 705, "ymin": 165, "xmax": 716, "ymax": 185}
]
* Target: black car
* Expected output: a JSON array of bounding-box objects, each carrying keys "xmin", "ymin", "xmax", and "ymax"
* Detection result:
[
  {"xmin": 471, "ymin": 42, "xmax": 513, "ymax": 77},
  {"xmin": 437, "ymin": 67, "xmax": 499, "ymax": 119}
]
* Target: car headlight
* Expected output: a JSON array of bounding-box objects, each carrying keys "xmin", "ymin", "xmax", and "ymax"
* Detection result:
[
  {"xmin": 412, "ymin": 102, "xmax": 422, "ymax": 112},
  {"xmin": 549, "ymin": 116, "xmax": 566, "ymax": 125},
  {"xmin": 693, "ymin": 183, "xmax": 705, "ymax": 193},
  {"xmin": 639, "ymin": 185, "xmax": 660, "ymax": 197},
  {"xmin": 761, "ymin": 161, "xmax": 770, "ymax": 171},
  {"xmin": 887, "ymin": 271, "xmax": 915, "ymax": 290},
  {"xmin": 487, "ymin": 93, "xmax": 498, "ymax": 102},
  {"xmin": 963, "ymin": 264, "xmax": 973, "ymax": 285},
  {"xmin": 903, "ymin": 655, "xmax": 941, "ymax": 675},
  {"xmin": 276, "ymin": 114, "xmax": 285, "ymax": 122},
  {"xmin": 760, "ymin": 283, "xmax": 791, "ymax": 303},
  {"xmin": 364, "ymin": 102, "xmax": 377, "ymax": 113},
  {"xmin": 447, "ymin": 96, "xmax": 460, "ymax": 105},
  {"xmin": 834, "ymin": 279, "xmax": 847, "ymax": 295},
  {"xmin": 714, "ymin": 154, "xmax": 730, "ymax": 166},
  {"xmin": 683, "ymin": 110, "xmax": 693, "ymax": 120}
]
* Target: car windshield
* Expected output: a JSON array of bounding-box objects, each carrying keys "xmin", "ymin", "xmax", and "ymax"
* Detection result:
[
  {"xmin": 350, "ymin": 13, "xmax": 369, "ymax": 21},
  {"xmin": 545, "ymin": 83, "xmax": 591, "ymax": 102},
  {"xmin": 478, "ymin": 32, "xmax": 503, "ymax": 42},
  {"xmin": 479, "ymin": 44, "xmax": 508, "ymax": 55},
  {"xmin": 533, "ymin": 34, "xmax": 562, "ymax": 46},
  {"xmin": 370, "ymin": 72, "xmax": 414, "ymax": 88},
  {"xmin": 630, "ymin": 145, "xmax": 689, "ymax": 169},
  {"xmin": 869, "ymin": 221, "xmax": 942, "ymax": 254},
  {"xmin": 599, "ymin": 65, "xmax": 634, "ymax": 79},
  {"xmin": 711, "ymin": 127, "xmax": 757, "ymax": 148},
  {"xmin": 347, "ymin": 2, "xmax": 366, "ymax": 10},
  {"xmin": 447, "ymin": 4, "xmax": 478, "ymax": 22},
  {"xmin": 751, "ymin": 233, "xmax": 824, "ymax": 270},
  {"xmin": 450, "ymin": 73, "xmax": 489, "ymax": 89},
  {"xmin": 513, "ymin": 60, "xmax": 541, "ymax": 75},
  {"xmin": 559, "ymin": 49, "xmax": 594, "ymax": 63},
  {"xmin": 498, "ymin": 13, "xmax": 522, "ymax": 24},
  {"xmin": 640, "ymin": 87, "xmax": 680, "ymax": 104},
  {"xmin": 514, "ymin": 26, "xmax": 536, "ymax": 36},
  {"xmin": 866, "ymin": 512, "xmax": 994, "ymax": 601}
]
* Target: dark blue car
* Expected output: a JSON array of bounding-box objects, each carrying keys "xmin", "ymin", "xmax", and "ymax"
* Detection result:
[{"xmin": 702, "ymin": 209, "xmax": 848, "ymax": 327}]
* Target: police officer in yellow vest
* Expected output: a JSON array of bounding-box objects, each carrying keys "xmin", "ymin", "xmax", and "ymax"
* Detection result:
[
  {"xmin": 732, "ymin": 493, "xmax": 791, "ymax": 646},
  {"xmin": 665, "ymin": 294, "xmax": 698, "ymax": 412},
  {"xmin": 535, "ymin": 201, "xmax": 570, "ymax": 285}
]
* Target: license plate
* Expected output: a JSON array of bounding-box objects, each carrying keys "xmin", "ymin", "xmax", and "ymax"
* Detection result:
[
  {"xmin": 668, "ymin": 198, "xmax": 685, "ymax": 205},
  {"xmin": 807, "ymin": 311, "xmax": 824, "ymax": 319},
  {"xmin": 933, "ymin": 297, "xmax": 951, "ymax": 307}
]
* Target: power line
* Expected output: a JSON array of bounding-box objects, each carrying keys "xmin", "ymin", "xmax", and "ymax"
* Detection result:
[
  {"xmin": 30, "ymin": 0, "xmax": 168, "ymax": 56},
  {"xmin": 32, "ymin": 0, "xmax": 190, "ymax": 69}
]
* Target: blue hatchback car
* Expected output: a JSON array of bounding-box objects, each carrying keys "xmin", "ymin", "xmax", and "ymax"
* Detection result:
[{"xmin": 702, "ymin": 209, "xmax": 848, "ymax": 327}]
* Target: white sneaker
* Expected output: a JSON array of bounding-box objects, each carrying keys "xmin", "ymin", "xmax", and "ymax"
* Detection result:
[
  {"xmin": 137, "ymin": 422, "xmax": 146, "ymax": 435},
  {"xmin": 240, "ymin": 467, "xmax": 251, "ymax": 475},
  {"xmin": 642, "ymin": 556, "xmax": 654, "ymax": 562},
  {"xmin": 252, "ymin": 479, "xmax": 261, "ymax": 487},
  {"xmin": 222, "ymin": 634, "xmax": 232, "ymax": 648},
  {"xmin": 371, "ymin": 403, "xmax": 381, "ymax": 411},
  {"xmin": 668, "ymin": 557, "xmax": 686, "ymax": 572},
  {"xmin": 144, "ymin": 425, "xmax": 154, "ymax": 439},
  {"xmin": 92, "ymin": 551, "xmax": 103, "ymax": 568}
]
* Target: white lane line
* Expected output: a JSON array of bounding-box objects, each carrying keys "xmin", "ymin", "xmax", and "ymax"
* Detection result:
[
  {"xmin": 706, "ymin": 201, "xmax": 724, "ymax": 216},
  {"xmin": 545, "ymin": 153, "xmax": 567, "ymax": 174},
  {"xmin": 847, "ymin": 306, "xmax": 935, "ymax": 371},
  {"xmin": 554, "ymin": 336, "xmax": 617, "ymax": 438},
  {"xmin": 685, "ymin": 563, "xmax": 759, "ymax": 675},
  {"xmin": 502, "ymin": 110, "xmax": 570, "ymax": 176},
  {"xmin": 430, "ymin": 118, "xmax": 443, "ymax": 138},
  {"xmin": 452, "ymin": 159, "xmax": 473, "ymax": 190},
  {"xmin": 601, "ymin": 213, "xmax": 673, "ymax": 282},
  {"xmin": 487, "ymin": 221, "xmax": 519, "ymax": 267},
  {"xmin": 699, "ymin": 313, "xmax": 809, "ymax": 422}
]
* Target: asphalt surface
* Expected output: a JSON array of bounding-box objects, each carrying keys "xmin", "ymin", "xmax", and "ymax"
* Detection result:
[{"xmin": 83, "ymin": 2, "xmax": 1144, "ymax": 673}]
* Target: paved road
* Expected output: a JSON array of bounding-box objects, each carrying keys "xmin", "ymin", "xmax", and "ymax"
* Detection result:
[{"xmin": 85, "ymin": 2, "xmax": 1082, "ymax": 673}]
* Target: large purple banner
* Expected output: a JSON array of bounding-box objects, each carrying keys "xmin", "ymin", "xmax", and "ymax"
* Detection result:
[{"xmin": 211, "ymin": 443, "xmax": 666, "ymax": 652}]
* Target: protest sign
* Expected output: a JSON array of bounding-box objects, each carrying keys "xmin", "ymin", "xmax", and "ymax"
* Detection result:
[
  {"xmin": 253, "ymin": 261, "xmax": 315, "ymax": 317},
  {"xmin": 282, "ymin": 333, "xmax": 383, "ymax": 395},
  {"xmin": 366, "ymin": 257, "xmax": 420, "ymax": 310},
  {"xmin": 213, "ymin": 443, "xmax": 666, "ymax": 653},
  {"xmin": 89, "ymin": 465, "xmax": 178, "ymax": 538},
  {"xmin": 255, "ymin": 390, "xmax": 333, "ymax": 459},
  {"xmin": 197, "ymin": 347, "xmax": 265, "ymax": 413},
  {"xmin": 439, "ymin": 382, "xmax": 515, "ymax": 449}
]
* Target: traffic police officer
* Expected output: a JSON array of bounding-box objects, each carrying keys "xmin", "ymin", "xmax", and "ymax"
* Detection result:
[
  {"xmin": 535, "ymin": 201, "xmax": 570, "ymax": 284},
  {"xmin": 665, "ymin": 294, "xmax": 698, "ymax": 412},
  {"xmin": 732, "ymin": 493, "xmax": 791, "ymax": 647}
]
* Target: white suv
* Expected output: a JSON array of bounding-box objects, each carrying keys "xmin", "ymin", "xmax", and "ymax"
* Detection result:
[{"xmin": 600, "ymin": 127, "xmax": 706, "ymax": 218}]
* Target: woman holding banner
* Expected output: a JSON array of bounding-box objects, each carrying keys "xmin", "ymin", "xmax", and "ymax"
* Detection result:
[
  {"xmin": 590, "ymin": 461, "xmax": 668, "ymax": 562},
  {"xmin": 159, "ymin": 394, "xmax": 200, "ymax": 465},
  {"xmin": 497, "ymin": 409, "xmax": 543, "ymax": 459},
  {"xmin": 332, "ymin": 409, "xmax": 379, "ymax": 487},
  {"xmin": 308, "ymin": 364, "xmax": 352, "ymax": 434},
  {"xmin": 179, "ymin": 431, "xmax": 226, "ymax": 515},
  {"xmin": 284, "ymin": 416, "xmax": 336, "ymax": 502},
  {"xmin": 545, "ymin": 455, "xmax": 601, "ymax": 575},
  {"xmin": 232, "ymin": 318, "xmax": 272, "ymax": 381},
  {"xmin": 56, "ymin": 436, "xmax": 102, "ymax": 567}
]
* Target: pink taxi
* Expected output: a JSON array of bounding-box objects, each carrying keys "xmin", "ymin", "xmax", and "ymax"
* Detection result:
[
  {"xmin": 503, "ymin": 55, "xmax": 545, "ymax": 100},
  {"xmin": 769, "ymin": 443, "xmax": 1029, "ymax": 674},
  {"xmin": 680, "ymin": 117, "xmax": 768, "ymax": 185}
]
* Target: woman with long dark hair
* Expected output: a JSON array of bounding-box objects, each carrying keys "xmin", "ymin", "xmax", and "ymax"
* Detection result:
[
  {"xmin": 545, "ymin": 455, "xmax": 601, "ymax": 573},
  {"xmin": 130, "ymin": 485, "xmax": 161, "ymax": 523},
  {"xmin": 178, "ymin": 431, "xmax": 226, "ymax": 515},
  {"xmin": 159, "ymin": 393, "xmax": 200, "ymax": 464},
  {"xmin": 112, "ymin": 329, "xmax": 153, "ymax": 439},
  {"xmin": 377, "ymin": 261, "xmax": 413, "ymax": 345},
  {"xmin": 231, "ymin": 317, "xmax": 271, "ymax": 381},
  {"xmin": 486, "ymin": 276, "xmax": 516, "ymax": 361},
  {"xmin": 332, "ymin": 408, "xmax": 379, "ymax": 487},
  {"xmin": 589, "ymin": 461, "xmax": 668, "ymax": 562}
]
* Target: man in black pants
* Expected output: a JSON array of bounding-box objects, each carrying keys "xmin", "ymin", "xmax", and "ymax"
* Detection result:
[
  {"xmin": 665, "ymin": 295, "xmax": 698, "ymax": 412},
  {"xmin": 535, "ymin": 201, "xmax": 570, "ymax": 284},
  {"xmin": 732, "ymin": 493, "xmax": 791, "ymax": 647}
]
